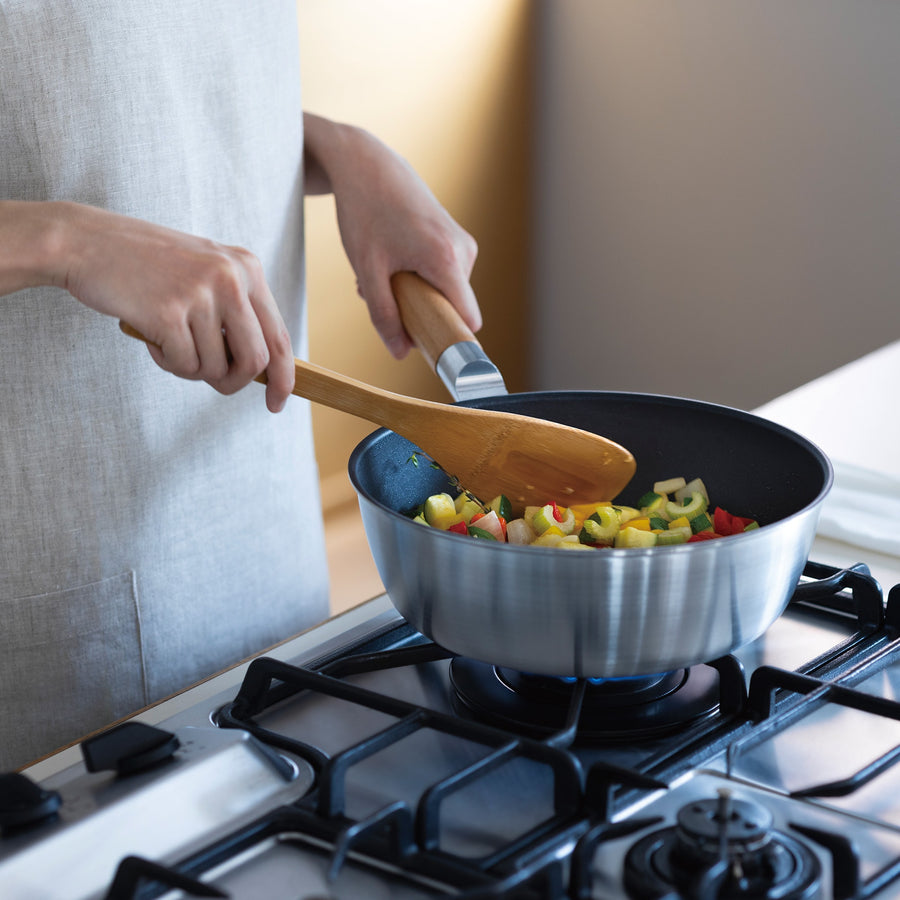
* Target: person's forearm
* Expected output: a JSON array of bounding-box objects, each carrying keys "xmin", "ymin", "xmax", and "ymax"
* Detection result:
[
  {"xmin": 299, "ymin": 110, "xmax": 480, "ymax": 356},
  {"xmin": 0, "ymin": 200, "xmax": 73, "ymax": 297},
  {"xmin": 0, "ymin": 200, "xmax": 296, "ymax": 409},
  {"xmin": 302, "ymin": 112, "xmax": 375, "ymax": 197}
]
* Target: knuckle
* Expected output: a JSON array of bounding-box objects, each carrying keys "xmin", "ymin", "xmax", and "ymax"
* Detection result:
[
  {"xmin": 212, "ymin": 257, "xmax": 245, "ymax": 297},
  {"xmin": 462, "ymin": 233, "xmax": 478, "ymax": 265},
  {"xmin": 427, "ymin": 234, "xmax": 459, "ymax": 270},
  {"xmin": 268, "ymin": 324, "xmax": 293, "ymax": 359},
  {"xmin": 226, "ymin": 245, "xmax": 264, "ymax": 279},
  {"xmin": 233, "ymin": 342, "xmax": 270, "ymax": 379},
  {"xmin": 211, "ymin": 381, "xmax": 241, "ymax": 397},
  {"xmin": 204, "ymin": 358, "xmax": 230, "ymax": 382}
]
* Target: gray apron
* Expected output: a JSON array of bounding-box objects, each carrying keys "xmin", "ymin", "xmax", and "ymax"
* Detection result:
[{"xmin": 0, "ymin": 0, "xmax": 329, "ymax": 770}]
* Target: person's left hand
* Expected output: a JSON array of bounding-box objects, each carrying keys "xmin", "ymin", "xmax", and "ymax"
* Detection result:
[{"xmin": 304, "ymin": 115, "xmax": 481, "ymax": 358}]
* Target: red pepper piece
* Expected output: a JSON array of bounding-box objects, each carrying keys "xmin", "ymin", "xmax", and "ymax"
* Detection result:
[
  {"xmin": 688, "ymin": 531, "xmax": 723, "ymax": 542},
  {"xmin": 713, "ymin": 507, "xmax": 754, "ymax": 536},
  {"xmin": 448, "ymin": 521, "xmax": 468, "ymax": 535},
  {"xmin": 713, "ymin": 507, "xmax": 735, "ymax": 535},
  {"xmin": 551, "ymin": 502, "xmax": 564, "ymax": 523}
]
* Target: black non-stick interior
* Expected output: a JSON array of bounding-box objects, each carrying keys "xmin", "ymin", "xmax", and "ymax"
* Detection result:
[{"xmin": 349, "ymin": 391, "xmax": 832, "ymax": 526}]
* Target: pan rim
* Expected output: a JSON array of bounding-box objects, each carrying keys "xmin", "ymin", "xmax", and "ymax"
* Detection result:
[{"xmin": 347, "ymin": 389, "xmax": 834, "ymax": 556}]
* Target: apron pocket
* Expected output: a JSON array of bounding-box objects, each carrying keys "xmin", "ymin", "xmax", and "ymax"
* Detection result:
[{"xmin": 0, "ymin": 571, "xmax": 147, "ymax": 770}]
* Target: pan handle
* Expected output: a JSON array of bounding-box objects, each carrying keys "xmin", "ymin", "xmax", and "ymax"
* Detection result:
[{"xmin": 391, "ymin": 271, "xmax": 508, "ymax": 401}]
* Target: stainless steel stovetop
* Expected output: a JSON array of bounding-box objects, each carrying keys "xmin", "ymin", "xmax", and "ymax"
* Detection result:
[{"xmin": 5, "ymin": 560, "xmax": 900, "ymax": 899}]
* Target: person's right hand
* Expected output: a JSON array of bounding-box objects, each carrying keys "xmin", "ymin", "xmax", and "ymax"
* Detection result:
[{"xmin": 51, "ymin": 202, "xmax": 295, "ymax": 412}]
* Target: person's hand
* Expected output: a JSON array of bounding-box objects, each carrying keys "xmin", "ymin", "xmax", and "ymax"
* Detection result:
[
  {"xmin": 304, "ymin": 115, "xmax": 481, "ymax": 358},
  {"xmin": 57, "ymin": 203, "xmax": 295, "ymax": 412}
]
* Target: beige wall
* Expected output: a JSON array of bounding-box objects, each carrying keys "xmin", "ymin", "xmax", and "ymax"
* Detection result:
[
  {"xmin": 297, "ymin": 1, "xmax": 532, "ymax": 512},
  {"xmin": 534, "ymin": 1, "xmax": 900, "ymax": 410}
]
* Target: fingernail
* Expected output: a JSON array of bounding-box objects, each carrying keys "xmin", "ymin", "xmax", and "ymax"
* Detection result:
[{"xmin": 388, "ymin": 339, "xmax": 408, "ymax": 359}]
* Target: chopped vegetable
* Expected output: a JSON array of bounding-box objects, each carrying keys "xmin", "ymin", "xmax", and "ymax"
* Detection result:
[
  {"xmin": 654, "ymin": 476, "xmax": 687, "ymax": 495},
  {"xmin": 675, "ymin": 477, "xmax": 709, "ymax": 503},
  {"xmin": 507, "ymin": 517, "xmax": 537, "ymax": 545},
  {"xmin": 470, "ymin": 510, "xmax": 506, "ymax": 541},
  {"xmin": 690, "ymin": 512, "xmax": 714, "ymax": 534},
  {"xmin": 713, "ymin": 506, "xmax": 757, "ymax": 536},
  {"xmin": 578, "ymin": 507, "xmax": 619, "ymax": 546},
  {"xmin": 489, "ymin": 494, "xmax": 513, "ymax": 522},
  {"xmin": 408, "ymin": 476, "xmax": 759, "ymax": 550},
  {"xmin": 530, "ymin": 503, "xmax": 576, "ymax": 536},
  {"xmin": 664, "ymin": 491, "xmax": 707, "ymax": 522},
  {"xmin": 424, "ymin": 493, "xmax": 458, "ymax": 529},
  {"xmin": 635, "ymin": 490, "xmax": 664, "ymax": 510},
  {"xmin": 615, "ymin": 526, "xmax": 657, "ymax": 548},
  {"xmin": 657, "ymin": 526, "xmax": 692, "ymax": 545}
]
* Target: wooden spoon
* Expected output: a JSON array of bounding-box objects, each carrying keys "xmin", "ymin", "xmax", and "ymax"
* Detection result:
[{"xmin": 119, "ymin": 287, "xmax": 635, "ymax": 507}]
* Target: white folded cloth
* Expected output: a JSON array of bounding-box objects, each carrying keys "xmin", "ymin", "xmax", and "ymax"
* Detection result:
[
  {"xmin": 815, "ymin": 461, "xmax": 900, "ymax": 557},
  {"xmin": 754, "ymin": 340, "xmax": 900, "ymax": 558}
]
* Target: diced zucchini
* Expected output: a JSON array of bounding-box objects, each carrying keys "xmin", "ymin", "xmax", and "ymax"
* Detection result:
[
  {"xmin": 615, "ymin": 527, "xmax": 658, "ymax": 548},
  {"xmin": 743, "ymin": 520, "xmax": 760, "ymax": 532},
  {"xmin": 424, "ymin": 493, "xmax": 458, "ymax": 529},
  {"xmin": 636, "ymin": 490, "xmax": 663, "ymax": 509},
  {"xmin": 413, "ymin": 513, "xmax": 429, "ymax": 526},
  {"xmin": 690, "ymin": 512, "xmax": 714, "ymax": 534},
  {"xmin": 489, "ymin": 494, "xmax": 513, "ymax": 521},
  {"xmin": 648, "ymin": 516, "xmax": 669, "ymax": 531},
  {"xmin": 457, "ymin": 499, "xmax": 484, "ymax": 523},
  {"xmin": 640, "ymin": 494, "xmax": 668, "ymax": 518},
  {"xmin": 654, "ymin": 477, "xmax": 687, "ymax": 495}
]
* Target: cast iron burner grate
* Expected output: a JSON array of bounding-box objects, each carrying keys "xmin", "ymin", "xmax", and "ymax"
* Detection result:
[{"xmin": 449, "ymin": 658, "xmax": 726, "ymax": 742}]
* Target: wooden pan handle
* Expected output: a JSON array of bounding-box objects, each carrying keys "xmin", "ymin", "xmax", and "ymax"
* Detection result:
[{"xmin": 391, "ymin": 271, "xmax": 479, "ymax": 372}]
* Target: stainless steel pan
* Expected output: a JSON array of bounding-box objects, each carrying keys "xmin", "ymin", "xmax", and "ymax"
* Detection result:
[{"xmin": 347, "ymin": 279, "xmax": 833, "ymax": 678}]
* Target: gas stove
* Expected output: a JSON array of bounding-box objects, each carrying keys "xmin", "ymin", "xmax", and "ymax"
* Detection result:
[{"xmin": 5, "ymin": 558, "xmax": 900, "ymax": 899}]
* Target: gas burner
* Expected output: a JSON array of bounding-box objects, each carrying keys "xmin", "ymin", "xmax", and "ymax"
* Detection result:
[
  {"xmin": 448, "ymin": 657, "xmax": 721, "ymax": 741},
  {"xmin": 624, "ymin": 791, "xmax": 822, "ymax": 899}
]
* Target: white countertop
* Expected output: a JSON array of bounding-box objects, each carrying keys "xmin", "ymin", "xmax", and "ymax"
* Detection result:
[{"xmin": 754, "ymin": 338, "xmax": 900, "ymax": 589}]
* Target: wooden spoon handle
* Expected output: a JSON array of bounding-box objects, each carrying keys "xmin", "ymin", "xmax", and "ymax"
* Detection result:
[
  {"xmin": 117, "ymin": 321, "xmax": 420, "ymax": 432},
  {"xmin": 390, "ymin": 271, "xmax": 480, "ymax": 372}
]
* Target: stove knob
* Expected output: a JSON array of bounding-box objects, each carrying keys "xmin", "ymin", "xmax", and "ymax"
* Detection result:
[
  {"xmin": 0, "ymin": 772, "xmax": 62, "ymax": 832},
  {"xmin": 82, "ymin": 722, "xmax": 180, "ymax": 775}
]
